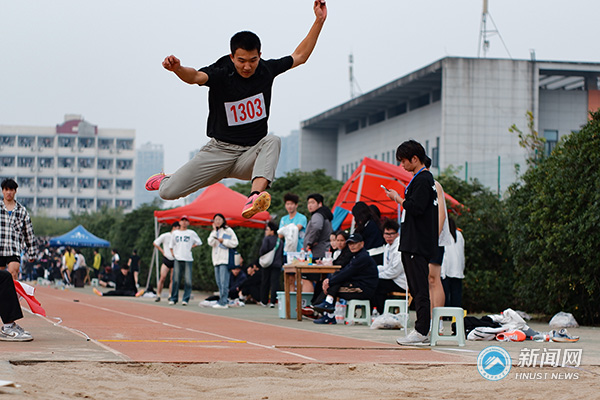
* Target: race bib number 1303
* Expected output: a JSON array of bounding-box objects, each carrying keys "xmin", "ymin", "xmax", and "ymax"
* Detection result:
[{"xmin": 224, "ymin": 93, "xmax": 267, "ymax": 126}]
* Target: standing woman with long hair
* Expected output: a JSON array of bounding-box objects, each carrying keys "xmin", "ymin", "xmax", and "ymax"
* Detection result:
[
  {"xmin": 351, "ymin": 202, "xmax": 385, "ymax": 265},
  {"xmin": 207, "ymin": 213, "xmax": 239, "ymax": 309},
  {"xmin": 259, "ymin": 221, "xmax": 284, "ymax": 307}
]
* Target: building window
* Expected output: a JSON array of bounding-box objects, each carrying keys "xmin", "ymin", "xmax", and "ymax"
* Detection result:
[
  {"xmin": 58, "ymin": 137, "xmax": 75, "ymax": 148},
  {"xmin": 116, "ymin": 179, "xmax": 132, "ymax": 190},
  {"xmin": 388, "ymin": 103, "xmax": 407, "ymax": 119},
  {"xmin": 116, "ymin": 139, "xmax": 133, "ymax": 150},
  {"xmin": 58, "ymin": 198, "xmax": 74, "ymax": 209},
  {"xmin": 78, "ymin": 157, "xmax": 94, "ymax": 169},
  {"xmin": 0, "ymin": 136, "xmax": 15, "ymax": 146},
  {"xmin": 58, "ymin": 178, "xmax": 74, "ymax": 188},
  {"xmin": 99, "ymin": 139, "xmax": 113, "ymax": 150},
  {"xmin": 98, "ymin": 159, "xmax": 113, "ymax": 170},
  {"xmin": 345, "ymin": 120, "xmax": 360, "ymax": 134},
  {"xmin": 431, "ymin": 137, "xmax": 440, "ymax": 168},
  {"xmin": 1, "ymin": 157, "xmax": 15, "ymax": 167},
  {"xmin": 18, "ymin": 177, "xmax": 34, "ymax": 188},
  {"xmin": 97, "ymin": 199, "xmax": 112, "ymax": 208},
  {"xmin": 116, "ymin": 159, "xmax": 133, "ymax": 170},
  {"xmin": 78, "ymin": 137, "xmax": 95, "ymax": 148},
  {"xmin": 77, "ymin": 198, "xmax": 94, "ymax": 209},
  {"xmin": 18, "ymin": 157, "xmax": 34, "ymax": 168},
  {"xmin": 97, "ymin": 179, "xmax": 113, "ymax": 190},
  {"xmin": 409, "ymin": 93, "xmax": 430, "ymax": 111},
  {"xmin": 543, "ymin": 130, "xmax": 558, "ymax": 156},
  {"xmin": 116, "ymin": 199, "xmax": 132, "ymax": 209},
  {"xmin": 368, "ymin": 111, "xmax": 386, "ymax": 126},
  {"xmin": 58, "ymin": 157, "xmax": 75, "ymax": 168},
  {"xmin": 77, "ymin": 178, "xmax": 94, "ymax": 189},
  {"xmin": 38, "ymin": 177, "xmax": 54, "ymax": 188},
  {"xmin": 20, "ymin": 197, "xmax": 34, "ymax": 209},
  {"xmin": 38, "ymin": 157, "xmax": 54, "ymax": 168},
  {"xmin": 39, "ymin": 137, "xmax": 54, "ymax": 148},
  {"xmin": 18, "ymin": 136, "xmax": 35, "ymax": 148},
  {"xmin": 38, "ymin": 197, "xmax": 53, "ymax": 208}
]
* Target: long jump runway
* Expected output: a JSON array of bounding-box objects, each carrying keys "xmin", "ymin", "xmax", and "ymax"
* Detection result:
[{"xmin": 5, "ymin": 286, "xmax": 472, "ymax": 365}]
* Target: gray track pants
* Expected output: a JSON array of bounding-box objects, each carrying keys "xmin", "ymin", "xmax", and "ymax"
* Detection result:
[{"xmin": 159, "ymin": 135, "xmax": 281, "ymax": 200}]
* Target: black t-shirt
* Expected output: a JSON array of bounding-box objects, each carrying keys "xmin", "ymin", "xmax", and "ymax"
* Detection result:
[{"xmin": 200, "ymin": 55, "xmax": 294, "ymax": 146}]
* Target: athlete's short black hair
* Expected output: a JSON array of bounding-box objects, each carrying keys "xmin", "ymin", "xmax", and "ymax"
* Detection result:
[
  {"xmin": 396, "ymin": 140, "xmax": 426, "ymax": 164},
  {"xmin": 283, "ymin": 193, "xmax": 299, "ymax": 204},
  {"xmin": 307, "ymin": 193, "xmax": 324, "ymax": 205},
  {"xmin": 230, "ymin": 31, "xmax": 261, "ymax": 55},
  {"xmin": 1, "ymin": 178, "xmax": 18, "ymax": 190}
]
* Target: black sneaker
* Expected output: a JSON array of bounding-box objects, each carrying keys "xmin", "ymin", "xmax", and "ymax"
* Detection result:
[
  {"xmin": 313, "ymin": 300, "xmax": 335, "ymax": 314},
  {"xmin": 313, "ymin": 315, "xmax": 337, "ymax": 325}
]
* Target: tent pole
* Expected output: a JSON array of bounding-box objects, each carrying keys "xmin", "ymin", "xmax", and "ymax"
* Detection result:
[
  {"xmin": 351, "ymin": 164, "xmax": 366, "ymax": 233},
  {"xmin": 154, "ymin": 217, "xmax": 161, "ymax": 290}
]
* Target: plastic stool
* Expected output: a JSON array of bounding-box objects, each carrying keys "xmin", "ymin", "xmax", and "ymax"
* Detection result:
[
  {"xmin": 345, "ymin": 300, "xmax": 371, "ymax": 325},
  {"xmin": 430, "ymin": 307, "xmax": 466, "ymax": 347},
  {"xmin": 37, "ymin": 277, "xmax": 44, "ymax": 285},
  {"xmin": 383, "ymin": 299, "xmax": 409, "ymax": 335},
  {"xmin": 91, "ymin": 278, "xmax": 99, "ymax": 287}
]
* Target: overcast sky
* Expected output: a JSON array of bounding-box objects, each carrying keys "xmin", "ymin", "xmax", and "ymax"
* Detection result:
[{"xmin": 1, "ymin": 0, "xmax": 599, "ymax": 174}]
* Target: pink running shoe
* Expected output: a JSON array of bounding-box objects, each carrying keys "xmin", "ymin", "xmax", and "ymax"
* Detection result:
[
  {"xmin": 241, "ymin": 191, "xmax": 271, "ymax": 219},
  {"xmin": 496, "ymin": 330, "xmax": 526, "ymax": 342},
  {"xmin": 145, "ymin": 173, "xmax": 166, "ymax": 191}
]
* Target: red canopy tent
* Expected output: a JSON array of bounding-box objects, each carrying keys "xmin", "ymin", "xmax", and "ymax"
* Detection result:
[
  {"xmin": 332, "ymin": 157, "xmax": 462, "ymax": 229},
  {"xmin": 147, "ymin": 183, "xmax": 270, "ymax": 290},
  {"xmin": 154, "ymin": 183, "xmax": 270, "ymax": 229}
]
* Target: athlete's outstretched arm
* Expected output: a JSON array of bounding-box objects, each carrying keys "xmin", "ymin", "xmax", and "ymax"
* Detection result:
[
  {"xmin": 290, "ymin": 0, "xmax": 327, "ymax": 69},
  {"xmin": 162, "ymin": 55, "xmax": 209, "ymax": 85}
]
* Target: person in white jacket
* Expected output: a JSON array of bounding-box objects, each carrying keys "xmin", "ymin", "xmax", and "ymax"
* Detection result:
[
  {"xmin": 373, "ymin": 219, "xmax": 407, "ymax": 314},
  {"xmin": 207, "ymin": 213, "xmax": 239, "ymax": 309},
  {"xmin": 441, "ymin": 217, "xmax": 465, "ymax": 308}
]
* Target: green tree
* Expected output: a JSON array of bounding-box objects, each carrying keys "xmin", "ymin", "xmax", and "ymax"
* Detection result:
[
  {"xmin": 437, "ymin": 170, "xmax": 511, "ymax": 313},
  {"xmin": 507, "ymin": 110, "xmax": 600, "ymax": 325}
]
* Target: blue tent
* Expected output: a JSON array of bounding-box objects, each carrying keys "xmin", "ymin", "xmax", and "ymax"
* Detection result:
[{"xmin": 49, "ymin": 225, "xmax": 110, "ymax": 248}]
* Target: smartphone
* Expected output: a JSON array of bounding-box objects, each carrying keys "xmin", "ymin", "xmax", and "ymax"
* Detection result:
[{"xmin": 380, "ymin": 184, "xmax": 389, "ymax": 192}]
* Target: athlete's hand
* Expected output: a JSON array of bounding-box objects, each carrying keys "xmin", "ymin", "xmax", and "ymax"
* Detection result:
[
  {"xmin": 162, "ymin": 55, "xmax": 181, "ymax": 72},
  {"xmin": 314, "ymin": 0, "xmax": 327, "ymax": 22}
]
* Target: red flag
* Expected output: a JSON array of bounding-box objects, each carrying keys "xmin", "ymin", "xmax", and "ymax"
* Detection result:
[{"xmin": 14, "ymin": 280, "xmax": 46, "ymax": 317}]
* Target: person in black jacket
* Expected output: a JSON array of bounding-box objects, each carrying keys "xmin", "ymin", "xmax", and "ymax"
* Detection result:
[
  {"xmin": 352, "ymin": 202, "xmax": 385, "ymax": 264},
  {"xmin": 312, "ymin": 233, "xmax": 378, "ymax": 324},
  {"xmin": 93, "ymin": 264, "xmax": 142, "ymax": 297},
  {"xmin": 259, "ymin": 221, "xmax": 284, "ymax": 307},
  {"xmin": 385, "ymin": 140, "xmax": 438, "ymax": 345}
]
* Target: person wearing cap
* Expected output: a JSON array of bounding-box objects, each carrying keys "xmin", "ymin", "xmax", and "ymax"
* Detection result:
[
  {"xmin": 311, "ymin": 232, "xmax": 378, "ymax": 324},
  {"xmin": 152, "ymin": 221, "xmax": 180, "ymax": 302},
  {"xmin": 168, "ymin": 216, "xmax": 202, "ymax": 305},
  {"xmin": 93, "ymin": 263, "xmax": 144, "ymax": 297}
]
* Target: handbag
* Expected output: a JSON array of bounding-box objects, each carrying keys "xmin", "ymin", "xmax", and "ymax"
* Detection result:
[{"xmin": 259, "ymin": 238, "xmax": 281, "ymax": 268}]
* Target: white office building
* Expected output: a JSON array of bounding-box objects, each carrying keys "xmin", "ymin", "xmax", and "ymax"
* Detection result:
[
  {"xmin": 0, "ymin": 114, "xmax": 136, "ymax": 218},
  {"xmin": 300, "ymin": 57, "xmax": 600, "ymax": 195}
]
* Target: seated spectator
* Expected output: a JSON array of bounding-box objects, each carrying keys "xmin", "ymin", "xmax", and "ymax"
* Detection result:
[
  {"xmin": 93, "ymin": 264, "xmax": 143, "ymax": 297},
  {"xmin": 332, "ymin": 230, "xmax": 353, "ymax": 267},
  {"xmin": 373, "ymin": 219, "xmax": 407, "ymax": 314},
  {"xmin": 228, "ymin": 265, "xmax": 248, "ymax": 300},
  {"xmin": 0, "ymin": 269, "xmax": 33, "ymax": 341},
  {"xmin": 239, "ymin": 263, "xmax": 262, "ymax": 304},
  {"xmin": 312, "ymin": 233, "xmax": 378, "ymax": 324},
  {"xmin": 351, "ymin": 202, "xmax": 385, "ymax": 265},
  {"xmin": 98, "ymin": 265, "xmax": 117, "ymax": 288}
]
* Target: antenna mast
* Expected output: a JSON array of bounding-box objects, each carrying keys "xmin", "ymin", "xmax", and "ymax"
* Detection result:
[
  {"xmin": 477, "ymin": 0, "xmax": 512, "ymax": 58},
  {"xmin": 349, "ymin": 53, "xmax": 362, "ymax": 99}
]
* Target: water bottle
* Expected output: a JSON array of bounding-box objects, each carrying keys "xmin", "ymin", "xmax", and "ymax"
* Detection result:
[
  {"xmin": 371, "ymin": 308, "xmax": 380, "ymax": 325},
  {"xmin": 307, "ymin": 249, "xmax": 313, "ymax": 264},
  {"xmin": 299, "ymin": 248, "xmax": 306, "ymax": 262}
]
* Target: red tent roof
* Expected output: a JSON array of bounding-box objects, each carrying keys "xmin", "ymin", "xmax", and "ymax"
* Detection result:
[
  {"xmin": 154, "ymin": 183, "xmax": 270, "ymax": 228},
  {"xmin": 333, "ymin": 157, "xmax": 461, "ymax": 229}
]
